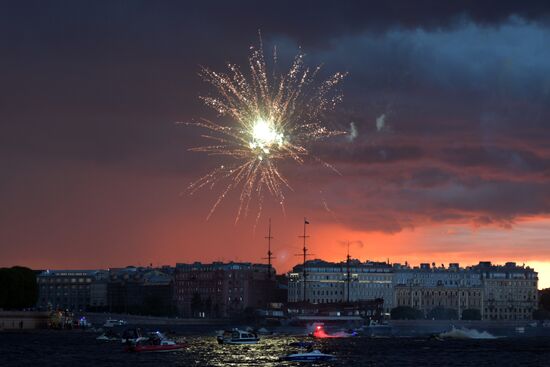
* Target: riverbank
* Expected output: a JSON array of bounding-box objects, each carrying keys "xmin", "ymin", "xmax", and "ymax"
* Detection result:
[
  {"xmin": 7, "ymin": 310, "xmax": 549, "ymax": 338},
  {"xmin": 81, "ymin": 313, "xmax": 549, "ymax": 336},
  {"xmin": 80, "ymin": 312, "xmax": 233, "ymax": 326},
  {"xmin": 0, "ymin": 311, "xmax": 49, "ymax": 330}
]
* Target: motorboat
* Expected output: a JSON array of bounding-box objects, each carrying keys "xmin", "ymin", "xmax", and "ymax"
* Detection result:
[
  {"xmin": 96, "ymin": 330, "xmax": 120, "ymax": 341},
  {"xmin": 281, "ymin": 350, "xmax": 335, "ymax": 362},
  {"xmin": 78, "ymin": 317, "xmax": 91, "ymax": 329},
  {"xmin": 127, "ymin": 339, "xmax": 186, "ymax": 353},
  {"xmin": 97, "ymin": 334, "xmax": 118, "ymax": 341},
  {"xmin": 121, "ymin": 328, "xmax": 145, "ymax": 344},
  {"xmin": 104, "ymin": 319, "xmax": 127, "ymax": 327},
  {"xmin": 362, "ymin": 320, "xmax": 393, "ymax": 337},
  {"xmin": 216, "ymin": 328, "xmax": 259, "ymax": 344},
  {"xmin": 311, "ymin": 323, "xmax": 355, "ymax": 338},
  {"xmin": 126, "ymin": 332, "xmax": 186, "ymax": 353},
  {"xmin": 257, "ymin": 327, "xmax": 272, "ymax": 335}
]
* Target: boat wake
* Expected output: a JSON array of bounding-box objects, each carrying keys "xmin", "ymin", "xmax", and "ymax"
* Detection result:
[
  {"xmin": 439, "ymin": 327, "xmax": 498, "ymax": 340},
  {"xmin": 310, "ymin": 324, "xmax": 355, "ymax": 338}
]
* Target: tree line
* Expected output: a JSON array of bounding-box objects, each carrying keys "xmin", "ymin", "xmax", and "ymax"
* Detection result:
[
  {"xmin": 534, "ymin": 288, "xmax": 550, "ymax": 320},
  {"xmin": 0, "ymin": 266, "xmax": 38, "ymax": 310}
]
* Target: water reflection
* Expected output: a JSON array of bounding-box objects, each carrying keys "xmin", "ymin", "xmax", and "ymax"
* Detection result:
[{"xmin": 175, "ymin": 335, "xmax": 336, "ymax": 366}]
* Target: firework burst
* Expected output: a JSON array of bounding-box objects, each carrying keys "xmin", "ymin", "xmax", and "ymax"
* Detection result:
[{"xmin": 184, "ymin": 39, "xmax": 347, "ymax": 221}]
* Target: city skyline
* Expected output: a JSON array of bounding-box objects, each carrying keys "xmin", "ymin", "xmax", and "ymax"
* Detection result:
[
  {"xmin": 20, "ymin": 247, "xmax": 550, "ymax": 290},
  {"xmin": 33, "ymin": 257, "xmax": 540, "ymax": 322},
  {"xmin": 2, "ymin": 3, "xmax": 550, "ymax": 289}
]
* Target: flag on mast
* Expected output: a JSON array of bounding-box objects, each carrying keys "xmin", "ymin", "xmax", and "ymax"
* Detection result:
[{"xmin": 304, "ymin": 219, "xmax": 310, "ymax": 224}]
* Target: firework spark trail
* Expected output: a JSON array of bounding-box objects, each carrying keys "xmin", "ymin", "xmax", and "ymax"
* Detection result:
[{"xmin": 182, "ymin": 39, "xmax": 347, "ymax": 221}]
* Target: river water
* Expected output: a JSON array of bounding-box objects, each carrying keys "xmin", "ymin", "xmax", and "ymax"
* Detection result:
[{"xmin": 2, "ymin": 330, "xmax": 550, "ymax": 367}]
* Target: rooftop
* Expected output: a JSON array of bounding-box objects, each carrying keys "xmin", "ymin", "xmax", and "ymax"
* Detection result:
[
  {"xmin": 175, "ymin": 261, "xmax": 273, "ymax": 272},
  {"xmin": 38, "ymin": 269, "xmax": 106, "ymax": 277}
]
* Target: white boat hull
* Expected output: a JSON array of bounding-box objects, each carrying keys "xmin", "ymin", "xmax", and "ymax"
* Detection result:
[
  {"xmin": 217, "ymin": 328, "xmax": 260, "ymax": 345},
  {"xmin": 282, "ymin": 350, "xmax": 335, "ymax": 362}
]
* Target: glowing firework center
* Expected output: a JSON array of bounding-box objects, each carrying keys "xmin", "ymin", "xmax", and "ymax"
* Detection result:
[
  {"xmin": 248, "ymin": 118, "xmax": 284, "ymax": 160},
  {"xmin": 187, "ymin": 42, "xmax": 346, "ymax": 220}
]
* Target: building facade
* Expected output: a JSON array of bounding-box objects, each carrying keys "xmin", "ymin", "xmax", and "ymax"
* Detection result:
[
  {"xmin": 393, "ymin": 263, "xmax": 484, "ymax": 318},
  {"xmin": 393, "ymin": 261, "xmax": 538, "ymax": 320},
  {"xmin": 288, "ymin": 260, "xmax": 538, "ymax": 320},
  {"xmin": 107, "ymin": 267, "xmax": 174, "ymax": 315},
  {"xmin": 474, "ymin": 262, "xmax": 538, "ymax": 320},
  {"xmin": 288, "ymin": 259, "xmax": 394, "ymax": 312},
  {"xmin": 37, "ymin": 270, "xmax": 106, "ymax": 311},
  {"xmin": 174, "ymin": 262, "xmax": 275, "ymax": 317},
  {"xmin": 394, "ymin": 285, "xmax": 484, "ymax": 318},
  {"xmin": 90, "ymin": 270, "xmax": 109, "ymax": 310}
]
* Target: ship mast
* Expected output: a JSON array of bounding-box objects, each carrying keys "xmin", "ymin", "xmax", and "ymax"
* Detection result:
[
  {"xmin": 265, "ymin": 218, "xmax": 274, "ymax": 280},
  {"xmin": 262, "ymin": 218, "xmax": 275, "ymax": 306},
  {"xmin": 346, "ymin": 241, "xmax": 351, "ymax": 303},
  {"xmin": 297, "ymin": 218, "xmax": 310, "ymax": 303}
]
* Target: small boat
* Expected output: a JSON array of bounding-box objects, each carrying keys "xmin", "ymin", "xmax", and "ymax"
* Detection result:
[
  {"xmin": 96, "ymin": 333, "xmax": 119, "ymax": 341},
  {"xmin": 217, "ymin": 328, "xmax": 259, "ymax": 345},
  {"xmin": 362, "ymin": 320, "xmax": 393, "ymax": 337},
  {"xmin": 281, "ymin": 350, "xmax": 335, "ymax": 362},
  {"xmin": 121, "ymin": 328, "xmax": 145, "ymax": 344},
  {"xmin": 78, "ymin": 317, "xmax": 91, "ymax": 329},
  {"xmin": 127, "ymin": 341, "xmax": 186, "ymax": 353},
  {"xmin": 126, "ymin": 332, "xmax": 186, "ymax": 353},
  {"xmin": 104, "ymin": 319, "xmax": 127, "ymax": 327},
  {"xmin": 311, "ymin": 324, "xmax": 354, "ymax": 338},
  {"xmin": 257, "ymin": 327, "xmax": 271, "ymax": 335}
]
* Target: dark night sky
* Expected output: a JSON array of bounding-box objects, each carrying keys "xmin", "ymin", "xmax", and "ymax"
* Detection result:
[{"xmin": 1, "ymin": 1, "xmax": 550, "ymax": 284}]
